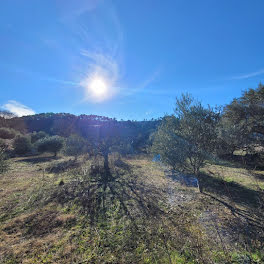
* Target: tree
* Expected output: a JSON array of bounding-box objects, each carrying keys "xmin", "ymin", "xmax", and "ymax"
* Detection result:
[
  {"xmin": 30, "ymin": 131, "xmax": 48, "ymax": 144},
  {"xmin": 0, "ymin": 145, "xmax": 8, "ymax": 173},
  {"xmin": 151, "ymin": 115, "xmax": 188, "ymax": 170},
  {"xmin": 0, "ymin": 127, "xmax": 18, "ymax": 139},
  {"xmin": 64, "ymin": 134, "xmax": 87, "ymax": 160},
  {"xmin": 216, "ymin": 117, "xmax": 246, "ymax": 157},
  {"xmin": 89, "ymin": 122, "xmax": 132, "ymax": 178},
  {"xmin": 36, "ymin": 136, "xmax": 64, "ymax": 157},
  {"xmin": 222, "ymin": 83, "xmax": 264, "ymax": 156},
  {"xmin": 152, "ymin": 94, "xmax": 219, "ymax": 192},
  {"xmin": 13, "ymin": 135, "xmax": 32, "ymax": 155}
]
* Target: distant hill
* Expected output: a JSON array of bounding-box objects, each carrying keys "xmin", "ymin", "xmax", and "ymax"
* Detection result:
[{"xmin": 0, "ymin": 113, "xmax": 161, "ymax": 152}]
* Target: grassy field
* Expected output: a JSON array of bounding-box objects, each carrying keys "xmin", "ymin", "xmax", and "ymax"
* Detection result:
[{"xmin": 0, "ymin": 154, "xmax": 263, "ymax": 263}]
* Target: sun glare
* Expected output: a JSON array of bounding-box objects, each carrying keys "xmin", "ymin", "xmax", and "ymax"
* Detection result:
[
  {"xmin": 89, "ymin": 78, "xmax": 107, "ymax": 97},
  {"xmin": 81, "ymin": 72, "xmax": 115, "ymax": 102}
]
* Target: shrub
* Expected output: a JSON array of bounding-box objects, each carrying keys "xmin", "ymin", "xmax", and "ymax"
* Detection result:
[
  {"xmin": 0, "ymin": 139, "xmax": 8, "ymax": 150},
  {"xmin": 0, "ymin": 147, "xmax": 8, "ymax": 173},
  {"xmin": 64, "ymin": 134, "xmax": 87, "ymax": 160},
  {"xmin": 36, "ymin": 136, "xmax": 64, "ymax": 157},
  {"xmin": 31, "ymin": 131, "xmax": 48, "ymax": 144},
  {"xmin": 13, "ymin": 136, "xmax": 32, "ymax": 155},
  {"xmin": 0, "ymin": 127, "xmax": 18, "ymax": 139}
]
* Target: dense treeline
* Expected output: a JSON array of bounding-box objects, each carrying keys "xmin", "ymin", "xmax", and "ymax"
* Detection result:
[{"xmin": 0, "ymin": 113, "xmax": 160, "ymax": 153}]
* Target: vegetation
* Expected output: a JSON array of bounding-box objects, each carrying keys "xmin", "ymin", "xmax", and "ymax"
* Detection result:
[
  {"xmin": 64, "ymin": 134, "xmax": 87, "ymax": 160},
  {"xmin": 36, "ymin": 136, "xmax": 64, "ymax": 157},
  {"xmin": 30, "ymin": 131, "xmax": 48, "ymax": 144},
  {"xmin": 220, "ymin": 84, "xmax": 264, "ymax": 159},
  {"xmin": 152, "ymin": 94, "xmax": 219, "ymax": 191},
  {"xmin": 0, "ymin": 84, "xmax": 264, "ymax": 263},
  {"xmin": 0, "ymin": 127, "xmax": 19, "ymax": 139},
  {"xmin": 13, "ymin": 135, "xmax": 32, "ymax": 155},
  {"xmin": 0, "ymin": 148, "xmax": 8, "ymax": 173}
]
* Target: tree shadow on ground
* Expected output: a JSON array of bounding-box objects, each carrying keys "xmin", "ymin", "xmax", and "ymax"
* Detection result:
[
  {"xmin": 27, "ymin": 160, "xmax": 204, "ymax": 263},
  {"xmin": 14, "ymin": 155, "xmax": 55, "ymax": 164},
  {"xmin": 46, "ymin": 159, "xmax": 81, "ymax": 173},
  {"xmin": 215, "ymin": 154, "xmax": 264, "ymax": 171},
  {"xmin": 22, "ymin": 159, "xmax": 264, "ymax": 263},
  {"xmin": 200, "ymin": 172, "xmax": 264, "ymax": 229}
]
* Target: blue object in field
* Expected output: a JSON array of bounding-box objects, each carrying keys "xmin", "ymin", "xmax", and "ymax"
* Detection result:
[
  {"xmin": 170, "ymin": 173, "xmax": 199, "ymax": 188},
  {"xmin": 152, "ymin": 154, "xmax": 161, "ymax": 162},
  {"xmin": 183, "ymin": 176, "xmax": 198, "ymax": 187}
]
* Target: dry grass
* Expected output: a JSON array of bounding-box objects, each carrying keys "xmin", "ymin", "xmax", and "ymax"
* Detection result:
[{"xmin": 0, "ymin": 154, "xmax": 263, "ymax": 263}]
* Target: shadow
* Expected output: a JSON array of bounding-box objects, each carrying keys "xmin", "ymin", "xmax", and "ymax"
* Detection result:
[
  {"xmin": 200, "ymin": 172, "xmax": 262, "ymax": 209},
  {"xmin": 114, "ymin": 158, "xmax": 132, "ymax": 171},
  {"xmin": 46, "ymin": 159, "xmax": 80, "ymax": 173},
  {"xmin": 252, "ymin": 172, "xmax": 264, "ymax": 181},
  {"xmin": 15, "ymin": 155, "xmax": 55, "ymax": 164},
  {"xmin": 199, "ymin": 172, "xmax": 264, "ymax": 233},
  {"xmin": 36, "ymin": 160, "xmax": 177, "ymax": 230},
  {"xmin": 216, "ymin": 154, "xmax": 264, "ymax": 171}
]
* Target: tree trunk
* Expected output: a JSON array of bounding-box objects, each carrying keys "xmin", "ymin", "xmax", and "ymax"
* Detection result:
[
  {"xmin": 103, "ymin": 153, "xmax": 110, "ymax": 172},
  {"xmin": 195, "ymin": 171, "xmax": 203, "ymax": 193}
]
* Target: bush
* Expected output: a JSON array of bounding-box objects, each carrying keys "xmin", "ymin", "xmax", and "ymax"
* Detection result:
[
  {"xmin": 13, "ymin": 136, "xmax": 32, "ymax": 155},
  {"xmin": 0, "ymin": 127, "xmax": 18, "ymax": 139},
  {"xmin": 0, "ymin": 139, "xmax": 8, "ymax": 150},
  {"xmin": 36, "ymin": 136, "xmax": 64, "ymax": 157},
  {"xmin": 0, "ymin": 147, "xmax": 8, "ymax": 173},
  {"xmin": 31, "ymin": 131, "xmax": 48, "ymax": 144},
  {"xmin": 64, "ymin": 134, "xmax": 87, "ymax": 160}
]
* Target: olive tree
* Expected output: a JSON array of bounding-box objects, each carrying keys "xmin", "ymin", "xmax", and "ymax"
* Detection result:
[
  {"xmin": 31, "ymin": 131, "xmax": 48, "ymax": 144},
  {"xmin": 64, "ymin": 134, "xmax": 87, "ymax": 161},
  {"xmin": 152, "ymin": 94, "xmax": 220, "ymax": 192},
  {"xmin": 220, "ymin": 83, "xmax": 264, "ymax": 158},
  {"xmin": 13, "ymin": 135, "xmax": 32, "ymax": 155},
  {"xmin": 36, "ymin": 136, "xmax": 64, "ymax": 157}
]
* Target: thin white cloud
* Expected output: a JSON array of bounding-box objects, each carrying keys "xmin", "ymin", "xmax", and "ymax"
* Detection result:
[
  {"xmin": 120, "ymin": 68, "xmax": 161, "ymax": 97},
  {"xmin": 230, "ymin": 68, "xmax": 264, "ymax": 80},
  {"xmin": 56, "ymin": 0, "xmax": 101, "ymax": 20},
  {"xmin": 2, "ymin": 100, "xmax": 35, "ymax": 117}
]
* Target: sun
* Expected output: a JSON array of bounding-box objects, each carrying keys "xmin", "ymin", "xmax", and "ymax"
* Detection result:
[
  {"xmin": 81, "ymin": 74, "xmax": 113, "ymax": 102},
  {"xmin": 89, "ymin": 78, "xmax": 107, "ymax": 97}
]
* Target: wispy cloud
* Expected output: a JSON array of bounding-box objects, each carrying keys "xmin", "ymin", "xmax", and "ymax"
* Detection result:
[
  {"xmin": 2, "ymin": 100, "xmax": 35, "ymax": 117},
  {"xmin": 79, "ymin": 51, "xmax": 120, "ymax": 102},
  {"xmin": 120, "ymin": 68, "xmax": 161, "ymax": 97},
  {"xmin": 230, "ymin": 68, "xmax": 264, "ymax": 80},
  {"xmin": 56, "ymin": 0, "xmax": 101, "ymax": 20}
]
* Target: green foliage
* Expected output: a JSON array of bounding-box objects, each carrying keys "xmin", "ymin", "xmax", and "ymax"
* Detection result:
[
  {"xmin": 0, "ymin": 147, "xmax": 8, "ymax": 173},
  {"xmin": 0, "ymin": 127, "xmax": 19, "ymax": 139},
  {"xmin": 36, "ymin": 135, "xmax": 64, "ymax": 156},
  {"xmin": 151, "ymin": 115, "xmax": 188, "ymax": 170},
  {"xmin": 13, "ymin": 135, "xmax": 32, "ymax": 155},
  {"xmin": 152, "ymin": 94, "xmax": 219, "ymax": 176},
  {"xmin": 0, "ymin": 138, "xmax": 8, "ymax": 150},
  {"xmin": 30, "ymin": 131, "xmax": 48, "ymax": 144},
  {"xmin": 215, "ymin": 118, "xmax": 244, "ymax": 156},
  {"xmin": 64, "ymin": 134, "xmax": 87, "ymax": 159},
  {"xmin": 222, "ymin": 83, "xmax": 264, "ymax": 154}
]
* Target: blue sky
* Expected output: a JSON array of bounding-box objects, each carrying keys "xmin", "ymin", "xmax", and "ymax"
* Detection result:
[{"xmin": 1, "ymin": 0, "xmax": 264, "ymax": 120}]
